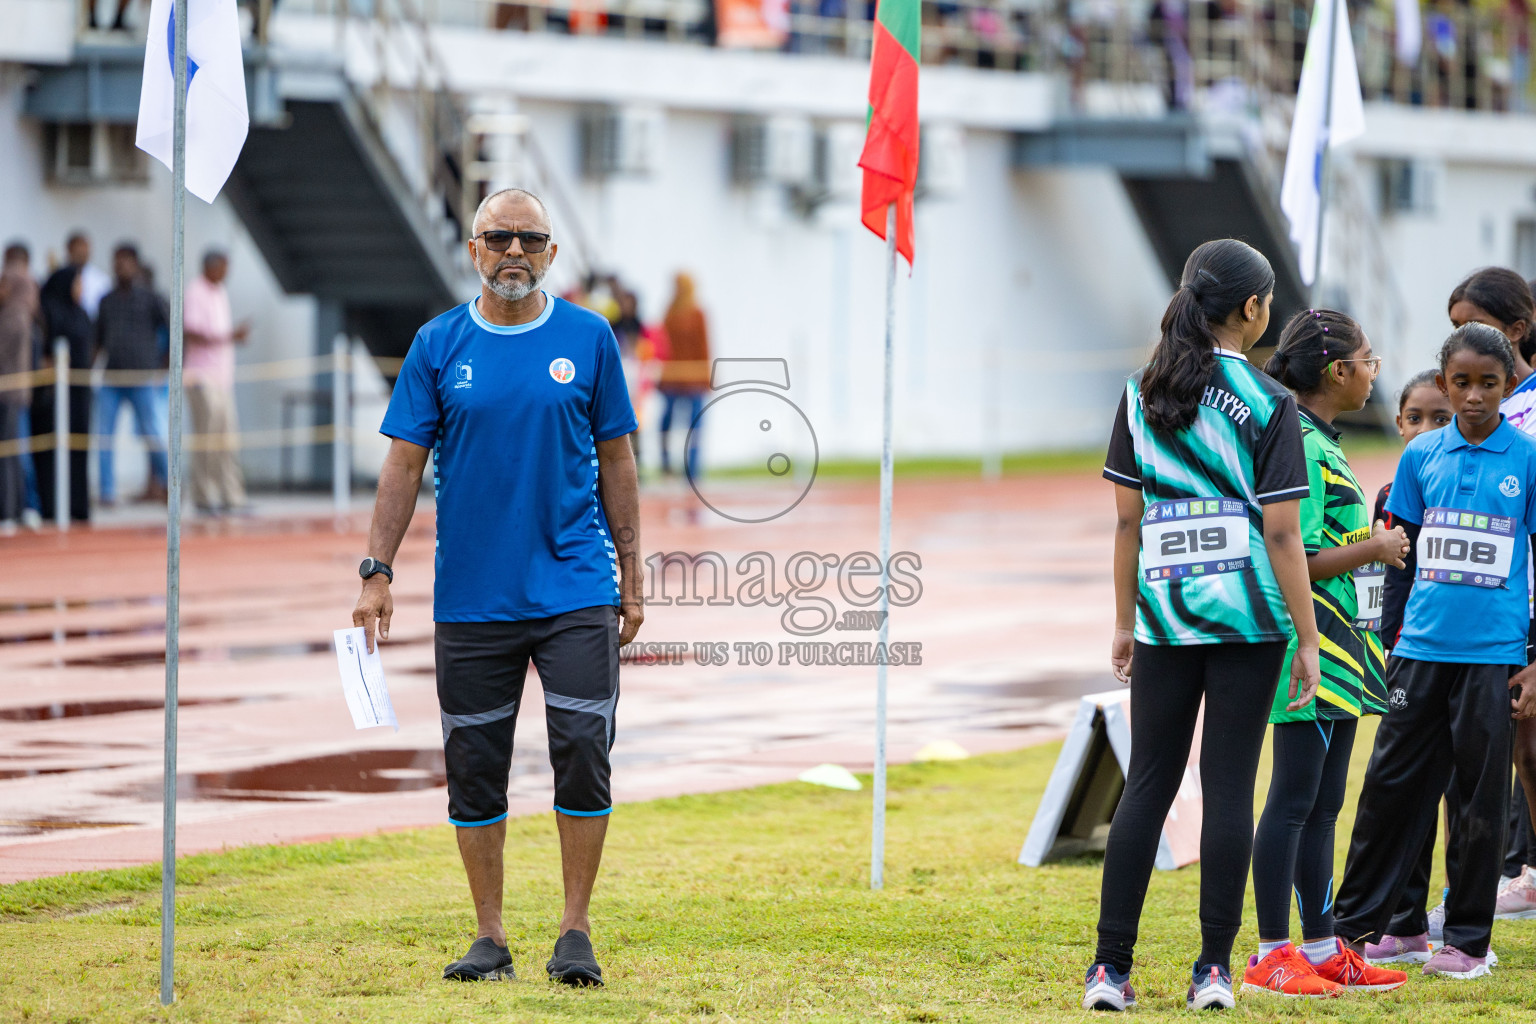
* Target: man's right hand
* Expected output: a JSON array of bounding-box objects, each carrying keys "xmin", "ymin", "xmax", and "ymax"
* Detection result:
[{"xmin": 352, "ymin": 577, "xmax": 393, "ymax": 653}]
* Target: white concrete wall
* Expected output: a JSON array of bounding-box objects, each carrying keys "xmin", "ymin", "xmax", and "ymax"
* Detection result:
[
  {"xmin": 1350, "ymin": 103, "xmax": 1536, "ymax": 396},
  {"xmin": 517, "ymin": 100, "xmax": 1166, "ymax": 466}
]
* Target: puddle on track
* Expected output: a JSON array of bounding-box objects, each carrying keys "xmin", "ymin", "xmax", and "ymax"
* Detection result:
[
  {"xmin": 0, "ymin": 697, "xmax": 255, "ymax": 722},
  {"xmin": 112, "ymin": 749, "xmax": 451, "ymax": 801},
  {"xmin": 937, "ymin": 673, "xmax": 1120, "ymax": 701},
  {"xmin": 1, "ymin": 596, "xmax": 164, "ymax": 614},
  {"xmin": 0, "ymin": 818, "xmax": 137, "ymax": 838},
  {"xmin": 0, "ymin": 765, "xmax": 129, "ymax": 781},
  {"xmin": 51, "ymin": 636, "xmax": 428, "ymax": 669}
]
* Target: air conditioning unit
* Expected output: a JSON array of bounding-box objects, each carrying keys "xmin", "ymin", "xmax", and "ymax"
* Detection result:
[
  {"xmin": 813, "ymin": 121, "xmax": 865, "ymax": 201},
  {"xmin": 580, "ymin": 105, "xmax": 664, "ymax": 178},
  {"xmin": 730, "ymin": 115, "xmax": 814, "ymax": 187},
  {"xmin": 1380, "ymin": 158, "xmax": 1439, "ymax": 215},
  {"xmin": 47, "ymin": 123, "xmax": 146, "ymax": 185},
  {"xmin": 917, "ymin": 122, "xmax": 965, "ymax": 198}
]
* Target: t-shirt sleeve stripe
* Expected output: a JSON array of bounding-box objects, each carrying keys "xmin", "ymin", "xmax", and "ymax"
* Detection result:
[
  {"xmin": 1103, "ymin": 466, "xmax": 1140, "ymax": 485},
  {"xmin": 1256, "ymin": 484, "xmax": 1310, "ymax": 503}
]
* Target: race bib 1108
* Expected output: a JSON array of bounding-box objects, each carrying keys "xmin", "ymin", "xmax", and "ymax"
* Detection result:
[
  {"xmin": 1417, "ymin": 506, "xmax": 1517, "ymax": 588},
  {"xmin": 1141, "ymin": 498, "xmax": 1251, "ymax": 582}
]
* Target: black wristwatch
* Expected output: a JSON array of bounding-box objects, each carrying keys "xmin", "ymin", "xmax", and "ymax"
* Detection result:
[{"xmin": 359, "ymin": 557, "xmax": 394, "ymax": 584}]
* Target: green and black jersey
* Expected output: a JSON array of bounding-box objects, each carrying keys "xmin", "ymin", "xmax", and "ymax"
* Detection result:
[
  {"xmin": 1269, "ymin": 408, "xmax": 1389, "ymax": 722},
  {"xmin": 1104, "ymin": 349, "xmax": 1309, "ymax": 646}
]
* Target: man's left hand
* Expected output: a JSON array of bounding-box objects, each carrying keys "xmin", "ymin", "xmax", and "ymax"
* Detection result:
[{"xmin": 618, "ymin": 600, "xmax": 643, "ymax": 646}]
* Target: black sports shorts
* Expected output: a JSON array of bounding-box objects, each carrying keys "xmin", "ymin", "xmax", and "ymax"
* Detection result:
[{"xmin": 434, "ymin": 605, "xmax": 620, "ymax": 826}]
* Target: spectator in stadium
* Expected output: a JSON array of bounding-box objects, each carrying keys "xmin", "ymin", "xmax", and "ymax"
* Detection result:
[
  {"xmin": 612, "ymin": 284, "xmax": 646, "ymax": 462},
  {"xmin": 0, "ymin": 243, "xmax": 40, "ymax": 532},
  {"xmin": 657, "ymin": 272, "xmax": 711, "ymax": 478},
  {"xmin": 34, "ymin": 233, "xmax": 96, "ymax": 523},
  {"xmin": 183, "ymin": 249, "xmax": 249, "ymax": 515},
  {"xmin": 352, "ymin": 186, "xmax": 641, "ymax": 988},
  {"xmin": 64, "ymin": 232, "xmax": 112, "ymax": 323},
  {"xmin": 94, "ymin": 244, "xmax": 170, "ymax": 507}
]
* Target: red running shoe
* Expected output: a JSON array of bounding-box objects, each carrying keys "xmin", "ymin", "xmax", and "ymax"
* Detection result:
[
  {"xmin": 1241, "ymin": 943, "xmax": 1343, "ymax": 998},
  {"xmin": 1308, "ymin": 938, "xmax": 1408, "ymax": 991}
]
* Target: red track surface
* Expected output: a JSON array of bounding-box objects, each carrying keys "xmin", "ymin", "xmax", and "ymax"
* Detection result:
[{"xmin": 0, "ymin": 456, "xmax": 1399, "ymax": 882}]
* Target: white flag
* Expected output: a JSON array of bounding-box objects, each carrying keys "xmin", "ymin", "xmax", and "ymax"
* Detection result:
[
  {"xmin": 1280, "ymin": 0, "xmax": 1365, "ymax": 287},
  {"xmin": 1396, "ymin": 0, "xmax": 1422, "ymax": 65},
  {"xmin": 136, "ymin": 0, "xmax": 249, "ymax": 203}
]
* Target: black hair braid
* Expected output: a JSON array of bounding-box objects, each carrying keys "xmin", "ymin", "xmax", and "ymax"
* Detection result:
[
  {"xmin": 1141, "ymin": 239, "xmax": 1276, "ymax": 433},
  {"xmin": 1263, "ymin": 308, "xmax": 1364, "ymax": 395}
]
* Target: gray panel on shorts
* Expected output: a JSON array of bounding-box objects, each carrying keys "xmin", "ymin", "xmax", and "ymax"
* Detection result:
[
  {"xmin": 440, "ymin": 698, "xmax": 520, "ymax": 745},
  {"xmin": 543, "ymin": 691, "xmax": 617, "ymax": 744}
]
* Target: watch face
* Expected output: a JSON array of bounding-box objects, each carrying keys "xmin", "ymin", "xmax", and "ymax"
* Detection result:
[{"xmin": 359, "ymin": 558, "xmax": 375, "ymax": 577}]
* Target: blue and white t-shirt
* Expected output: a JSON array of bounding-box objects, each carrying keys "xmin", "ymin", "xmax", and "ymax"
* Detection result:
[
  {"xmin": 381, "ymin": 294, "xmax": 638, "ymax": 622},
  {"xmin": 1387, "ymin": 415, "xmax": 1536, "ymax": 665},
  {"xmin": 1504, "ymin": 372, "xmax": 1536, "ymax": 437}
]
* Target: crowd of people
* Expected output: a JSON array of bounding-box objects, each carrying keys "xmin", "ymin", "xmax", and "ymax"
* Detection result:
[
  {"xmin": 1090, "ymin": 239, "xmax": 1536, "ymax": 1010},
  {"xmin": 560, "ymin": 269, "xmax": 714, "ymax": 479},
  {"xmin": 0, "ymin": 231, "xmax": 251, "ymax": 533}
]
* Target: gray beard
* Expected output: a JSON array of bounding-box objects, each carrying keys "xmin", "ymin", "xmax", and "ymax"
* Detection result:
[{"xmin": 482, "ymin": 262, "xmax": 544, "ymax": 302}]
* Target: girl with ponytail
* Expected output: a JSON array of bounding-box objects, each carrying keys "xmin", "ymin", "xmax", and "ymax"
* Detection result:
[
  {"xmin": 1087, "ymin": 240, "xmax": 1321, "ymax": 1012},
  {"xmin": 1243, "ymin": 309, "xmax": 1411, "ymax": 996}
]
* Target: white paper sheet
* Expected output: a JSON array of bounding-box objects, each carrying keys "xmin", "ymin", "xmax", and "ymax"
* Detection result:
[{"xmin": 333, "ymin": 627, "xmax": 399, "ymax": 731}]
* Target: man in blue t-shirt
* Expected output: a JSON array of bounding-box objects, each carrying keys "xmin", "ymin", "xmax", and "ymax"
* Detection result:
[{"xmin": 352, "ymin": 187, "xmax": 642, "ymax": 988}]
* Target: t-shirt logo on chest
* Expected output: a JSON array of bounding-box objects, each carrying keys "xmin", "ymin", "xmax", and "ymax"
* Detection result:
[
  {"xmin": 1501, "ymin": 474, "xmax": 1522, "ymax": 498},
  {"xmin": 453, "ymin": 360, "xmax": 472, "ymax": 389},
  {"xmin": 549, "ymin": 358, "xmax": 575, "ymax": 384}
]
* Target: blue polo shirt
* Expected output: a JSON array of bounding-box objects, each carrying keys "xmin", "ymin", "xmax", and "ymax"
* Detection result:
[
  {"xmin": 381, "ymin": 294, "xmax": 638, "ymax": 621},
  {"xmin": 1387, "ymin": 415, "xmax": 1536, "ymax": 664}
]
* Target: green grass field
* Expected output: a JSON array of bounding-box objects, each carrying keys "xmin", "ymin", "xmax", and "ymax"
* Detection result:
[{"xmin": 2, "ymin": 720, "xmax": 1532, "ymax": 1023}]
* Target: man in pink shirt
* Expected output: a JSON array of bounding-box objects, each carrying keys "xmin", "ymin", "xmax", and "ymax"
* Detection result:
[{"xmin": 183, "ymin": 249, "xmax": 249, "ymax": 512}]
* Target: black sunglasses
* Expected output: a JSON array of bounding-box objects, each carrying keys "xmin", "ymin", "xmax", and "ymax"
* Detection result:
[{"xmin": 472, "ymin": 230, "xmax": 551, "ymax": 253}]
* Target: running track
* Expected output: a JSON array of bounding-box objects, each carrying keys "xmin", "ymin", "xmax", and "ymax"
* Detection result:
[{"xmin": 0, "ymin": 457, "xmax": 1397, "ymax": 882}]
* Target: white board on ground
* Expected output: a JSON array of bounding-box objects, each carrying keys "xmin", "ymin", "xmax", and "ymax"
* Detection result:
[{"xmin": 1018, "ymin": 689, "xmax": 1203, "ymax": 870}]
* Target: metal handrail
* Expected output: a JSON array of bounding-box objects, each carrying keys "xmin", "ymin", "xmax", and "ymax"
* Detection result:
[{"xmin": 271, "ymin": 0, "xmax": 1536, "ymax": 114}]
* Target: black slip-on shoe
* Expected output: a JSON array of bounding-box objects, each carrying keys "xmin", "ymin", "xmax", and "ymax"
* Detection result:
[
  {"xmin": 546, "ymin": 929, "xmax": 603, "ymax": 987},
  {"xmin": 443, "ymin": 936, "xmax": 515, "ymax": 981}
]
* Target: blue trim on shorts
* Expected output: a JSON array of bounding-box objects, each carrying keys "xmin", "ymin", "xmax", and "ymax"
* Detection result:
[
  {"xmin": 449, "ymin": 812, "xmax": 509, "ymax": 828},
  {"xmin": 554, "ymin": 805, "xmax": 612, "ymax": 817}
]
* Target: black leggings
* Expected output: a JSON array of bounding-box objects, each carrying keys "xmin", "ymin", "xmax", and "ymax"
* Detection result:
[
  {"xmin": 1094, "ymin": 640, "xmax": 1287, "ymax": 975},
  {"xmin": 1252, "ymin": 718, "xmax": 1358, "ymax": 941}
]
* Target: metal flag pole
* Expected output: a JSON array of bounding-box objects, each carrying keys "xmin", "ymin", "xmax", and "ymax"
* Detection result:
[
  {"xmin": 871, "ymin": 203, "xmax": 896, "ymax": 891},
  {"xmin": 161, "ymin": 0, "xmax": 189, "ymax": 1003},
  {"xmin": 1311, "ymin": 0, "xmax": 1341, "ymax": 301}
]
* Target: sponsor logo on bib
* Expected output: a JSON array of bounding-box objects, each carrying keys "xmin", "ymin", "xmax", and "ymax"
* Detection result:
[
  {"xmin": 549, "ymin": 358, "xmax": 575, "ymax": 384},
  {"xmin": 1501, "ymin": 475, "xmax": 1522, "ymax": 498}
]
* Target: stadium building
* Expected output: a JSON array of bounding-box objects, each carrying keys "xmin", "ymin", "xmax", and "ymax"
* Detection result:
[{"xmin": 4, "ymin": 0, "xmax": 1536, "ymax": 488}]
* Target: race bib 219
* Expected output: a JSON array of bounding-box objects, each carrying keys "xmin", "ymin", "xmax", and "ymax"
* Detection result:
[{"xmin": 1141, "ymin": 498, "xmax": 1251, "ymax": 582}]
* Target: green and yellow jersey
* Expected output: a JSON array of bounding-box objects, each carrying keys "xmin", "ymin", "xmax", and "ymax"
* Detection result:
[{"xmin": 1269, "ymin": 408, "xmax": 1389, "ymax": 722}]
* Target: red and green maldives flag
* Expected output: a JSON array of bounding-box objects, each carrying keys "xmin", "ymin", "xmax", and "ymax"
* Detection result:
[{"xmin": 858, "ymin": 0, "xmax": 919, "ymax": 265}]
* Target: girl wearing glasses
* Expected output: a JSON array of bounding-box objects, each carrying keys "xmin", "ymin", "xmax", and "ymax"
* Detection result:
[{"xmin": 1242, "ymin": 309, "xmax": 1412, "ymax": 997}]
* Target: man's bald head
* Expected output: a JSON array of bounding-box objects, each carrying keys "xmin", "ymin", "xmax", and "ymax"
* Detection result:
[{"xmin": 472, "ymin": 188, "xmax": 551, "ymax": 237}]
